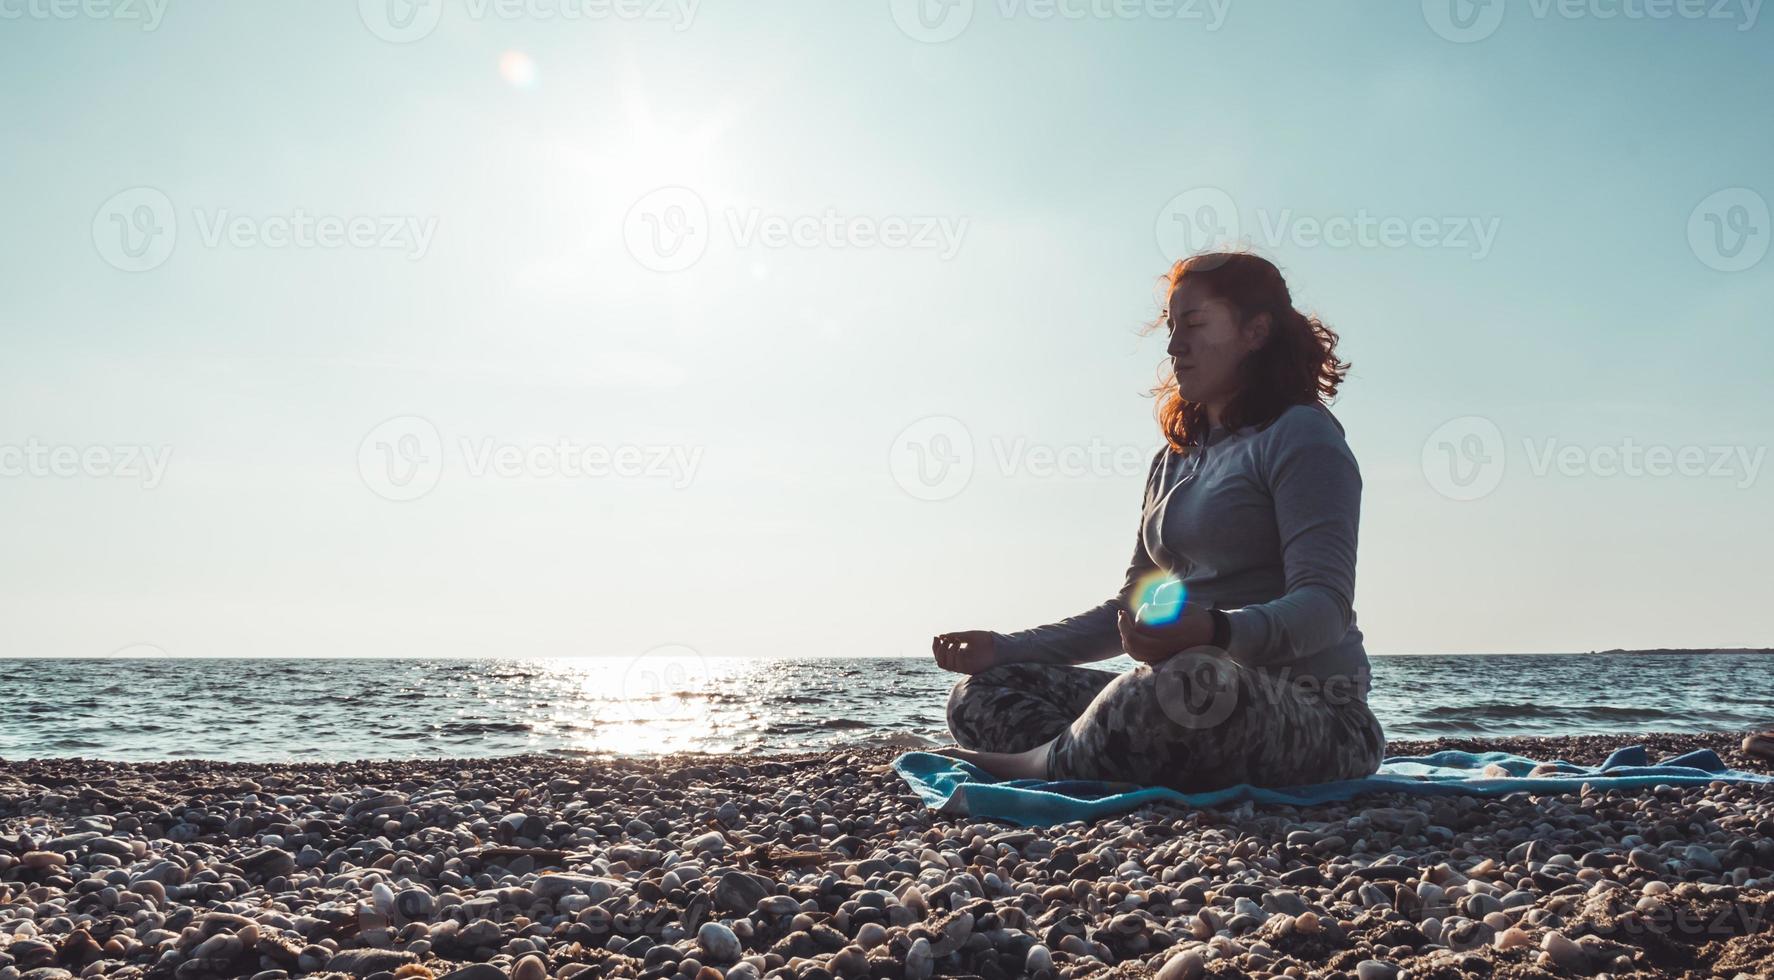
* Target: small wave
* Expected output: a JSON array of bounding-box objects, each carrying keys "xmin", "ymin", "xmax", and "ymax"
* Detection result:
[
  {"xmin": 1432, "ymin": 702, "xmax": 1675, "ymax": 722},
  {"xmin": 1570, "ymin": 705, "xmax": 1674, "ymax": 719},
  {"xmin": 442, "ymin": 721, "xmax": 533, "ymax": 734},
  {"xmin": 1402, "ymin": 719, "xmax": 1548, "ymax": 735},
  {"xmin": 836, "ymin": 730, "xmax": 941, "ymax": 750}
]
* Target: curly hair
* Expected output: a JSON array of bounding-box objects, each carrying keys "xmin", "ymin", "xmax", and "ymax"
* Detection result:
[{"xmin": 1146, "ymin": 252, "xmax": 1350, "ymax": 452}]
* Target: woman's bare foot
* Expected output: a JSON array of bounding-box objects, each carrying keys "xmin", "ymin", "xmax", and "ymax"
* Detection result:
[{"xmin": 933, "ymin": 739, "xmax": 1054, "ymax": 781}]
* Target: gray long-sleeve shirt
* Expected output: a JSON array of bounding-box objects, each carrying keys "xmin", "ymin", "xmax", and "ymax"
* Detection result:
[{"xmin": 994, "ymin": 403, "xmax": 1370, "ymax": 687}]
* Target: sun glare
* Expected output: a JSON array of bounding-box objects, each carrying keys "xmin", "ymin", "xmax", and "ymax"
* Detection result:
[{"xmin": 499, "ymin": 51, "xmax": 538, "ymax": 89}]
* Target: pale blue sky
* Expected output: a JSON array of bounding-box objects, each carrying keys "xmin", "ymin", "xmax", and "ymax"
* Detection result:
[{"xmin": 2, "ymin": 1, "xmax": 1769, "ymax": 659}]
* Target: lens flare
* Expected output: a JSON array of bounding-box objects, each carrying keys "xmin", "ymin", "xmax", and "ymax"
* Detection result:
[
  {"xmin": 1133, "ymin": 571, "xmax": 1186, "ymax": 625},
  {"xmin": 499, "ymin": 51, "xmax": 538, "ymax": 89}
]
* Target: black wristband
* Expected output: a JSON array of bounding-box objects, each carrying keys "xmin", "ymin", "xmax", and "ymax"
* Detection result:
[{"xmin": 1209, "ymin": 608, "xmax": 1231, "ymax": 650}]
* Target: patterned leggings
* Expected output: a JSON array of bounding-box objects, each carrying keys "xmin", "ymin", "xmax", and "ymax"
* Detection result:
[{"xmin": 946, "ymin": 652, "xmax": 1386, "ymax": 792}]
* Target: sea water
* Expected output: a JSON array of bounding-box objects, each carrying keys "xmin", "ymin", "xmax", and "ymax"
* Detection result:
[{"xmin": 1, "ymin": 652, "xmax": 1767, "ymax": 761}]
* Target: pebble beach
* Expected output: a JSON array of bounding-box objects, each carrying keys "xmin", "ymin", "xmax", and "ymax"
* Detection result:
[{"xmin": 3, "ymin": 732, "xmax": 1772, "ymax": 980}]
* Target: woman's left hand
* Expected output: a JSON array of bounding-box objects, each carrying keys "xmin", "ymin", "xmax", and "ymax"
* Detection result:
[{"xmin": 1116, "ymin": 606, "xmax": 1215, "ymax": 664}]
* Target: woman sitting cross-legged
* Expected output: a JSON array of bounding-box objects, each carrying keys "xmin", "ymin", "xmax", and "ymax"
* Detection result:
[{"xmin": 932, "ymin": 252, "xmax": 1386, "ymax": 792}]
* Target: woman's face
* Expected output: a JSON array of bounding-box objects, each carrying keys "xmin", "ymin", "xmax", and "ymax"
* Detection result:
[{"xmin": 1165, "ymin": 278, "xmax": 1269, "ymax": 411}]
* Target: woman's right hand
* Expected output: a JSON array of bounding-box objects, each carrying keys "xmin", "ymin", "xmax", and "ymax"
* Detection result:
[{"xmin": 932, "ymin": 630, "xmax": 1001, "ymax": 674}]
